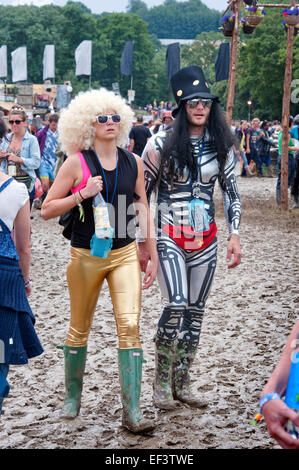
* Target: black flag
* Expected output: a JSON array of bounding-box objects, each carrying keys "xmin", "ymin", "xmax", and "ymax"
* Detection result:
[
  {"xmin": 215, "ymin": 42, "xmax": 230, "ymax": 82},
  {"xmin": 166, "ymin": 43, "xmax": 180, "ymax": 82},
  {"xmin": 120, "ymin": 40, "xmax": 134, "ymax": 76}
]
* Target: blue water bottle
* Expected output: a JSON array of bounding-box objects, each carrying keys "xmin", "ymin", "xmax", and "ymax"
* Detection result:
[{"xmin": 284, "ymin": 351, "xmax": 299, "ymax": 439}]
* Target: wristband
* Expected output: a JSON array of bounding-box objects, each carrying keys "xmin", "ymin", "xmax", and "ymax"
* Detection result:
[
  {"xmin": 78, "ymin": 190, "xmax": 85, "ymax": 200},
  {"xmin": 259, "ymin": 393, "xmax": 282, "ymax": 415},
  {"xmin": 73, "ymin": 192, "xmax": 85, "ymax": 222},
  {"xmin": 25, "ymin": 279, "xmax": 31, "ymax": 288}
]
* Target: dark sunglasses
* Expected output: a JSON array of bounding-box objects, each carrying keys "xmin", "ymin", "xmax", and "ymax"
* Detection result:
[
  {"xmin": 186, "ymin": 98, "xmax": 213, "ymax": 109},
  {"xmin": 9, "ymin": 119, "xmax": 24, "ymax": 125},
  {"xmin": 96, "ymin": 114, "xmax": 121, "ymax": 125}
]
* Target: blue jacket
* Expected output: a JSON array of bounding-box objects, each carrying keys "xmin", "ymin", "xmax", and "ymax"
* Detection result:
[{"xmin": 0, "ymin": 130, "xmax": 41, "ymax": 189}]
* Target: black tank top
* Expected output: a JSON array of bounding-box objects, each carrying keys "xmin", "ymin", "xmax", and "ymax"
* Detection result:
[{"xmin": 71, "ymin": 148, "xmax": 138, "ymax": 250}]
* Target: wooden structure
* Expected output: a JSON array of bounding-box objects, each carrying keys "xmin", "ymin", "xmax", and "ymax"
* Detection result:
[{"xmin": 224, "ymin": 0, "xmax": 298, "ymax": 210}]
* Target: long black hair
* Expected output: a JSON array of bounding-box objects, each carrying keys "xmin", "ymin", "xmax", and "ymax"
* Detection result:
[{"xmin": 159, "ymin": 101, "xmax": 237, "ymax": 187}]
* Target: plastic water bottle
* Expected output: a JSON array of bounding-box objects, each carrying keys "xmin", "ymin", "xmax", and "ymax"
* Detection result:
[
  {"xmin": 92, "ymin": 192, "xmax": 111, "ymax": 239},
  {"xmin": 7, "ymin": 160, "xmax": 16, "ymax": 177},
  {"xmin": 284, "ymin": 351, "xmax": 299, "ymax": 439}
]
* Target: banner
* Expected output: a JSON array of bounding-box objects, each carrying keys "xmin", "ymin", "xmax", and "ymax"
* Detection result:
[
  {"xmin": 215, "ymin": 43, "xmax": 230, "ymax": 82},
  {"xmin": 166, "ymin": 43, "xmax": 180, "ymax": 82},
  {"xmin": 75, "ymin": 40, "xmax": 92, "ymax": 76},
  {"xmin": 11, "ymin": 46, "xmax": 27, "ymax": 82},
  {"xmin": 0, "ymin": 46, "xmax": 7, "ymax": 78},
  {"xmin": 43, "ymin": 45, "xmax": 55, "ymax": 81},
  {"xmin": 56, "ymin": 84, "xmax": 71, "ymax": 110},
  {"xmin": 120, "ymin": 41, "xmax": 134, "ymax": 76}
]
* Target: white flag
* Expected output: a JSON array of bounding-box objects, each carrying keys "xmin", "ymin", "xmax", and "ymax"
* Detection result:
[
  {"xmin": 75, "ymin": 40, "xmax": 92, "ymax": 76},
  {"xmin": 0, "ymin": 45, "xmax": 7, "ymax": 78},
  {"xmin": 11, "ymin": 46, "xmax": 27, "ymax": 82},
  {"xmin": 43, "ymin": 45, "xmax": 55, "ymax": 81}
]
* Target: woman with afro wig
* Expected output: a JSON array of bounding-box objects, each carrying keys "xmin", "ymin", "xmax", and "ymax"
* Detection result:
[{"xmin": 42, "ymin": 88, "xmax": 158, "ymax": 433}]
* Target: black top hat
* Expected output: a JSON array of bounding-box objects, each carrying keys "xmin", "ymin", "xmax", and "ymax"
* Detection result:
[{"xmin": 170, "ymin": 65, "xmax": 219, "ymax": 117}]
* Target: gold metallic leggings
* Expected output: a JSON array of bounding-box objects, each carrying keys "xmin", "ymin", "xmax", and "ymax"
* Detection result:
[{"xmin": 66, "ymin": 241, "xmax": 142, "ymax": 349}]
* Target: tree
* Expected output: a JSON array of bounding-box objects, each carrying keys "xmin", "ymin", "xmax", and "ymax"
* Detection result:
[
  {"xmin": 234, "ymin": 9, "xmax": 298, "ymax": 120},
  {"xmin": 128, "ymin": 0, "xmax": 221, "ymax": 39}
]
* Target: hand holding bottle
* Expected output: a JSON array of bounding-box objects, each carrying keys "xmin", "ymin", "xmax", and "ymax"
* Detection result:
[
  {"xmin": 81, "ymin": 175, "xmax": 103, "ymax": 199},
  {"xmin": 7, "ymin": 153, "xmax": 20, "ymax": 163}
]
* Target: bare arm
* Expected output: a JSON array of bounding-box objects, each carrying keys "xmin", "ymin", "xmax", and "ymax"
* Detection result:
[
  {"xmin": 261, "ymin": 321, "xmax": 299, "ymax": 449},
  {"xmin": 133, "ymin": 154, "xmax": 158, "ymax": 289},
  {"xmin": 262, "ymin": 321, "xmax": 299, "ymax": 398},
  {"xmin": 246, "ymin": 132, "xmax": 250, "ymax": 153},
  {"xmin": 41, "ymin": 153, "xmax": 102, "ymax": 220},
  {"xmin": 14, "ymin": 199, "xmax": 31, "ymax": 295}
]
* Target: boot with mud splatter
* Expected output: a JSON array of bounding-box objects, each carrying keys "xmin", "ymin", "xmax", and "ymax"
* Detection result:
[
  {"xmin": 59, "ymin": 345, "xmax": 87, "ymax": 419},
  {"xmin": 153, "ymin": 336, "xmax": 179, "ymax": 410},
  {"xmin": 118, "ymin": 348, "xmax": 155, "ymax": 434},
  {"xmin": 173, "ymin": 339, "xmax": 208, "ymax": 409}
]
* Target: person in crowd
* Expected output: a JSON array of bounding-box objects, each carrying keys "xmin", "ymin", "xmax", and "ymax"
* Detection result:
[
  {"xmin": 129, "ymin": 114, "xmax": 152, "ymax": 156},
  {"xmin": 147, "ymin": 119, "xmax": 154, "ymax": 134},
  {"xmin": 246, "ymin": 117, "xmax": 263, "ymax": 176},
  {"xmin": 276, "ymin": 117, "xmax": 299, "ymax": 208},
  {"xmin": 29, "ymin": 117, "xmax": 42, "ymax": 136},
  {"xmin": 290, "ymin": 114, "xmax": 299, "ymax": 209},
  {"xmin": 235, "ymin": 120, "xmax": 253, "ymax": 177},
  {"xmin": 159, "ymin": 111, "xmax": 174, "ymax": 132},
  {"xmin": 0, "ymin": 105, "xmax": 40, "ymax": 210},
  {"xmin": 0, "ymin": 117, "xmax": 43, "ymax": 415},
  {"xmin": 259, "ymin": 121, "xmax": 274, "ymax": 177},
  {"xmin": 260, "ymin": 320, "xmax": 299, "ymax": 449},
  {"xmin": 139, "ymin": 66, "xmax": 242, "ymax": 411},
  {"xmin": 150, "ymin": 118, "xmax": 163, "ymax": 135},
  {"xmin": 41, "ymin": 88, "xmax": 158, "ymax": 434},
  {"xmin": 36, "ymin": 113, "xmax": 59, "ymax": 203}
]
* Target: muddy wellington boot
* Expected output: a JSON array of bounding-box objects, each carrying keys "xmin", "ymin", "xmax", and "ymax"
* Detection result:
[
  {"xmin": 172, "ymin": 339, "xmax": 208, "ymax": 409},
  {"xmin": 118, "ymin": 348, "xmax": 155, "ymax": 434},
  {"xmin": 153, "ymin": 336, "xmax": 179, "ymax": 410},
  {"xmin": 58, "ymin": 345, "xmax": 87, "ymax": 419}
]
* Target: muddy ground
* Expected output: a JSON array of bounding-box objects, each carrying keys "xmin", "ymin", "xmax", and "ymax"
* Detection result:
[{"xmin": 1, "ymin": 169, "xmax": 298, "ymax": 450}]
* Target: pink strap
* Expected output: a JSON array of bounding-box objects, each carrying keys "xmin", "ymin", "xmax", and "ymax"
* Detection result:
[{"xmin": 71, "ymin": 152, "xmax": 91, "ymax": 194}]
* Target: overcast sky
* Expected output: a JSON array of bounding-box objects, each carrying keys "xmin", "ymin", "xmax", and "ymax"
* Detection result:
[{"xmin": 8, "ymin": 0, "xmax": 228, "ymax": 13}]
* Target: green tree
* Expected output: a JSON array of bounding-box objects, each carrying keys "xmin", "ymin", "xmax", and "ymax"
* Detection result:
[
  {"xmin": 127, "ymin": 0, "xmax": 221, "ymax": 39},
  {"xmin": 234, "ymin": 8, "xmax": 298, "ymax": 120}
]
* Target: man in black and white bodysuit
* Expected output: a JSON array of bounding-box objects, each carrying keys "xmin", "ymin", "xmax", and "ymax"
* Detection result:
[{"xmin": 139, "ymin": 66, "xmax": 242, "ymax": 410}]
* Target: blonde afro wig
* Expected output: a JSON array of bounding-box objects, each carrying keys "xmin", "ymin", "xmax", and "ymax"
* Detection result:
[{"xmin": 58, "ymin": 88, "xmax": 134, "ymax": 155}]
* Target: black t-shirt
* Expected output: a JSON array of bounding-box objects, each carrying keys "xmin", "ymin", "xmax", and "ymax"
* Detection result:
[
  {"xmin": 129, "ymin": 125, "xmax": 151, "ymax": 156},
  {"xmin": 248, "ymin": 128, "xmax": 262, "ymax": 151}
]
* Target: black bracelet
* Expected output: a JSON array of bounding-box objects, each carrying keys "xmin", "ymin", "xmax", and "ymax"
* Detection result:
[{"xmin": 79, "ymin": 190, "xmax": 84, "ymax": 200}]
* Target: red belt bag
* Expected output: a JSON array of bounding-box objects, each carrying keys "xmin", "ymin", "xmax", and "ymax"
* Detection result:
[{"xmin": 162, "ymin": 222, "xmax": 217, "ymax": 251}]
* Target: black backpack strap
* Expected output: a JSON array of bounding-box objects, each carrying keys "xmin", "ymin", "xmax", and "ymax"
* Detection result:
[
  {"xmin": 82, "ymin": 148, "xmax": 138, "ymax": 180},
  {"xmin": 81, "ymin": 149, "xmax": 102, "ymax": 177}
]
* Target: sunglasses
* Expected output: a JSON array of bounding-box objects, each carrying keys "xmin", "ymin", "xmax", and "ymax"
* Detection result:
[
  {"xmin": 96, "ymin": 114, "xmax": 121, "ymax": 125},
  {"xmin": 186, "ymin": 98, "xmax": 213, "ymax": 109},
  {"xmin": 9, "ymin": 120, "xmax": 24, "ymax": 125}
]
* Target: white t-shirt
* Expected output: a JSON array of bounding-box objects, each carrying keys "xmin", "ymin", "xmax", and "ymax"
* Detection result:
[{"xmin": 0, "ymin": 178, "xmax": 29, "ymax": 231}]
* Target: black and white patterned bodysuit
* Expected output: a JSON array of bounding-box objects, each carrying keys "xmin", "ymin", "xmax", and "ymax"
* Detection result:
[{"xmin": 142, "ymin": 130, "xmax": 241, "ymax": 342}]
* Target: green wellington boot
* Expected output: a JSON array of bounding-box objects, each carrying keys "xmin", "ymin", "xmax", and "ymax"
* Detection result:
[
  {"xmin": 118, "ymin": 348, "xmax": 155, "ymax": 434},
  {"xmin": 58, "ymin": 345, "xmax": 87, "ymax": 419},
  {"xmin": 153, "ymin": 336, "xmax": 179, "ymax": 410},
  {"xmin": 172, "ymin": 339, "xmax": 208, "ymax": 409}
]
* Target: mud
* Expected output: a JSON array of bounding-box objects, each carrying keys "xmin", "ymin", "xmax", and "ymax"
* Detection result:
[{"xmin": 0, "ymin": 172, "xmax": 298, "ymax": 449}]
